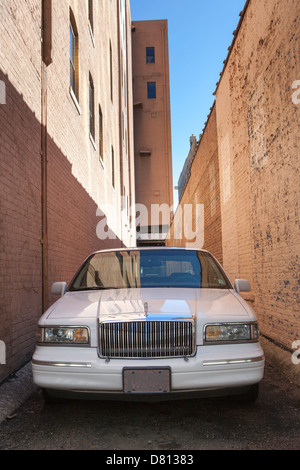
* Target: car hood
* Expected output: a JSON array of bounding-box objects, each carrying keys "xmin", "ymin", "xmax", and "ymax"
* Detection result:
[{"xmin": 44, "ymin": 288, "xmax": 253, "ymax": 323}]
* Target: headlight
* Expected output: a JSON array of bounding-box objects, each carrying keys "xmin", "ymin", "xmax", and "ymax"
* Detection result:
[
  {"xmin": 204, "ymin": 322, "xmax": 259, "ymax": 344},
  {"xmin": 37, "ymin": 327, "xmax": 90, "ymax": 345}
]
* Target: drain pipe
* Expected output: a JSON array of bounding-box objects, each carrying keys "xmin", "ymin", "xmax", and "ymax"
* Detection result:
[{"xmin": 41, "ymin": 0, "xmax": 52, "ymax": 311}]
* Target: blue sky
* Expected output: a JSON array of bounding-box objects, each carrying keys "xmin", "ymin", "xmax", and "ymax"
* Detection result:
[{"xmin": 130, "ymin": 0, "xmax": 246, "ymax": 205}]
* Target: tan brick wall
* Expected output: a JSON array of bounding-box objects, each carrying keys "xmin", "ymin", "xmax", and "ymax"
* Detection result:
[
  {"xmin": 215, "ymin": 0, "xmax": 299, "ymax": 350},
  {"xmin": 167, "ymin": 106, "xmax": 223, "ymax": 264},
  {"xmin": 48, "ymin": 0, "xmax": 135, "ymax": 246},
  {"xmin": 169, "ymin": 0, "xmax": 299, "ymax": 351}
]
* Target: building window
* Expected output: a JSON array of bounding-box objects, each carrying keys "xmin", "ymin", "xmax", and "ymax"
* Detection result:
[
  {"xmin": 146, "ymin": 47, "xmax": 155, "ymax": 64},
  {"xmin": 147, "ymin": 82, "xmax": 156, "ymax": 99},
  {"xmin": 111, "ymin": 146, "xmax": 115, "ymax": 188},
  {"xmin": 89, "ymin": 74, "xmax": 95, "ymax": 140},
  {"xmin": 99, "ymin": 105, "xmax": 103, "ymax": 161},
  {"xmin": 88, "ymin": 0, "xmax": 93, "ymax": 33},
  {"xmin": 110, "ymin": 41, "xmax": 113, "ymax": 102},
  {"xmin": 69, "ymin": 11, "xmax": 79, "ymax": 99}
]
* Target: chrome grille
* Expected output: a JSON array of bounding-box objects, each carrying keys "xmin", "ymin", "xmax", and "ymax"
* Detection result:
[{"xmin": 99, "ymin": 321, "xmax": 195, "ymax": 358}]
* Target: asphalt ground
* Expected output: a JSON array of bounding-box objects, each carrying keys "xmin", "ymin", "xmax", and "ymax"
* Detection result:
[{"xmin": 0, "ymin": 336, "xmax": 299, "ymax": 426}]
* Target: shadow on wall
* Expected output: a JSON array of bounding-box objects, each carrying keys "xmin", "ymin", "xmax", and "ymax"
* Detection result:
[{"xmin": 0, "ymin": 71, "xmax": 123, "ymax": 382}]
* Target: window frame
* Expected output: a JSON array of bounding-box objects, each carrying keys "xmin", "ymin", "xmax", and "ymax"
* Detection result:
[
  {"xmin": 69, "ymin": 12, "xmax": 79, "ymax": 100},
  {"xmin": 89, "ymin": 74, "xmax": 95, "ymax": 141},
  {"xmin": 111, "ymin": 145, "xmax": 115, "ymax": 189},
  {"xmin": 146, "ymin": 47, "xmax": 155, "ymax": 64},
  {"xmin": 88, "ymin": 0, "xmax": 94, "ymax": 33},
  {"xmin": 110, "ymin": 41, "xmax": 113, "ymax": 103},
  {"xmin": 147, "ymin": 81, "xmax": 156, "ymax": 100},
  {"xmin": 99, "ymin": 105, "xmax": 103, "ymax": 163}
]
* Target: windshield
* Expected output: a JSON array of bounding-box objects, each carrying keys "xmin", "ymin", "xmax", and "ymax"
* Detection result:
[{"xmin": 69, "ymin": 249, "xmax": 232, "ymax": 291}]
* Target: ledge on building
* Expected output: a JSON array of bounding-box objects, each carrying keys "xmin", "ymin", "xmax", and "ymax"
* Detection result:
[{"xmin": 140, "ymin": 149, "xmax": 152, "ymax": 157}]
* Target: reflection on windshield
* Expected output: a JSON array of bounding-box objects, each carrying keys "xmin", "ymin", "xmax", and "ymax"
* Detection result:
[{"xmin": 69, "ymin": 250, "xmax": 231, "ymax": 291}]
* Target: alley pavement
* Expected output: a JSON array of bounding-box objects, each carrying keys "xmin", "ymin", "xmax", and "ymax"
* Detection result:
[
  {"xmin": 0, "ymin": 336, "xmax": 299, "ymax": 425},
  {"xmin": 0, "ymin": 363, "xmax": 38, "ymax": 424}
]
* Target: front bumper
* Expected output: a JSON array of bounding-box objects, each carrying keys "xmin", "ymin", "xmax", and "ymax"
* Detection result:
[{"xmin": 32, "ymin": 342, "xmax": 265, "ymax": 397}]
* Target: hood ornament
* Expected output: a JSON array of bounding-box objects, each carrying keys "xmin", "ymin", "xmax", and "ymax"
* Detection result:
[{"xmin": 144, "ymin": 302, "xmax": 149, "ymax": 317}]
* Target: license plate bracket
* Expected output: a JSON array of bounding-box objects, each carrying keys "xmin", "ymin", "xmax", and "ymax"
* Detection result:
[{"xmin": 123, "ymin": 367, "xmax": 171, "ymax": 394}]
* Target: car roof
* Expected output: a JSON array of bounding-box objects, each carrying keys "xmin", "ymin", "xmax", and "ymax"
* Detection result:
[{"xmin": 91, "ymin": 246, "xmax": 210, "ymax": 255}]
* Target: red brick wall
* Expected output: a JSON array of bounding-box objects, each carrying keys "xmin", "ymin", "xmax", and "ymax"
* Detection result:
[
  {"xmin": 0, "ymin": 74, "xmax": 124, "ymax": 382},
  {"xmin": 0, "ymin": 1, "xmax": 44, "ymax": 381},
  {"xmin": 0, "ymin": 0, "xmax": 131, "ymax": 382},
  {"xmin": 0, "ymin": 73, "xmax": 43, "ymax": 381}
]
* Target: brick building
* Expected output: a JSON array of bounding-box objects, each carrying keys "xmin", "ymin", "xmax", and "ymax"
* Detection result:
[
  {"xmin": 132, "ymin": 20, "xmax": 173, "ymax": 246},
  {"xmin": 168, "ymin": 0, "xmax": 299, "ymax": 351},
  {"xmin": 0, "ymin": 0, "xmax": 138, "ymax": 382},
  {"xmin": 168, "ymin": 104, "xmax": 223, "ymax": 263}
]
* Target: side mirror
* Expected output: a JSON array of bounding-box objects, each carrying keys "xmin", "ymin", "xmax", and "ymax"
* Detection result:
[
  {"xmin": 51, "ymin": 282, "xmax": 67, "ymax": 297},
  {"xmin": 234, "ymin": 279, "xmax": 251, "ymax": 294}
]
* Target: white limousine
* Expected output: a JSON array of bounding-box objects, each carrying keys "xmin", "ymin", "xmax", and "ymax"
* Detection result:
[{"xmin": 32, "ymin": 247, "xmax": 264, "ymax": 402}]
